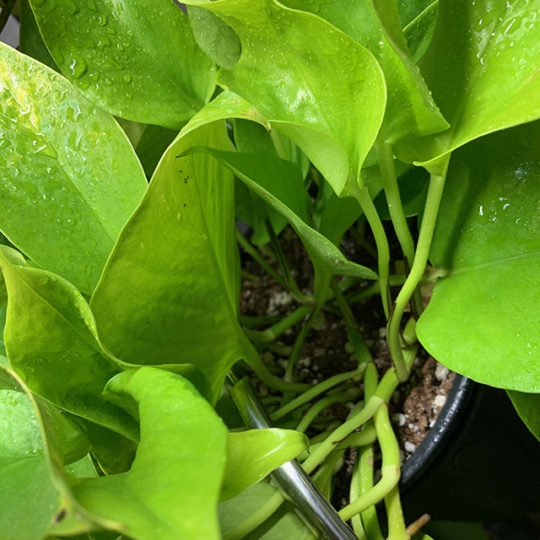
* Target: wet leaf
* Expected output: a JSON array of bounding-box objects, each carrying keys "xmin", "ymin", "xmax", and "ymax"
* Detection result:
[
  {"xmin": 74, "ymin": 367, "xmax": 228, "ymax": 540},
  {"xmin": 283, "ymin": 0, "xmax": 448, "ymax": 143},
  {"xmin": 29, "ymin": 0, "xmax": 215, "ymax": 128},
  {"xmin": 184, "ymin": 0, "xmax": 386, "ymax": 196},
  {"xmin": 0, "ymin": 42, "xmax": 147, "ymax": 294},
  {"xmin": 417, "ymin": 122, "xmax": 540, "ymax": 392},
  {"xmin": 397, "ymin": 0, "xmax": 540, "ymax": 169}
]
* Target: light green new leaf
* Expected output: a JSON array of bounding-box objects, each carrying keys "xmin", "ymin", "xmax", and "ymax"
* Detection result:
[
  {"xmin": 91, "ymin": 122, "xmax": 243, "ymax": 402},
  {"xmin": 187, "ymin": 147, "xmax": 377, "ymax": 286},
  {"xmin": 75, "ymin": 367, "xmax": 228, "ymax": 540},
  {"xmin": 0, "ymin": 246, "xmax": 138, "ymax": 438},
  {"xmin": 507, "ymin": 391, "xmax": 540, "ymax": 442},
  {"xmin": 219, "ymin": 482, "xmax": 312, "ymax": 540},
  {"xmin": 417, "ymin": 123, "xmax": 540, "ymax": 392},
  {"xmin": 29, "ymin": 0, "xmax": 216, "ymax": 128},
  {"xmin": 0, "ymin": 42, "xmax": 147, "ymax": 294},
  {"xmin": 184, "ymin": 0, "xmax": 386, "ymax": 196},
  {"xmin": 283, "ymin": 0, "xmax": 448, "ymax": 143},
  {"xmin": 397, "ymin": 0, "xmax": 540, "ymax": 169},
  {"xmin": 222, "ymin": 428, "xmax": 308, "ymax": 500}
]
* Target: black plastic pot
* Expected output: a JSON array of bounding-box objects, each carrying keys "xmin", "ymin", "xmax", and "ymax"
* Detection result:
[{"xmin": 400, "ymin": 375, "xmax": 540, "ymax": 522}]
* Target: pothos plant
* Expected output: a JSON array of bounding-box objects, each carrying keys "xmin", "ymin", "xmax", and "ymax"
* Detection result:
[{"xmin": 0, "ymin": 0, "xmax": 538, "ymax": 539}]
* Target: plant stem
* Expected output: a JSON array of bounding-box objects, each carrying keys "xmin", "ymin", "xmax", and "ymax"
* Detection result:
[
  {"xmin": 376, "ymin": 140, "xmax": 423, "ymax": 318},
  {"xmin": 236, "ymin": 229, "xmax": 285, "ymax": 287},
  {"xmin": 330, "ymin": 278, "xmax": 358, "ymax": 329},
  {"xmin": 245, "ymin": 305, "xmax": 312, "ymax": 343},
  {"xmin": 295, "ymin": 387, "xmax": 361, "ymax": 432},
  {"xmin": 346, "ymin": 274, "xmax": 406, "ymax": 304},
  {"xmin": 339, "ymin": 405, "xmax": 400, "ymax": 522},
  {"xmin": 302, "ymin": 396, "xmax": 384, "ymax": 474},
  {"xmin": 223, "ymin": 491, "xmax": 284, "ymax": 540},
  {"xmin": 387, "ymin": 160, "xmax": 449, "ymax": 381},
  {"xmin": 272, "ymin": 365, "xmax": 366, "ymax": 422},
  {"xmin": 0, "ymin": 0, "xmax": 15, "ymax": 35},
  {"xmin": 353, "ymin": 186, "xmax": 391, "ymax": 318}
]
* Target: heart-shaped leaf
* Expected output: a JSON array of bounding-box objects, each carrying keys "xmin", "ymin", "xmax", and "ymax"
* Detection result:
[
  {"xmin": 0, "ymin": 246, "xmax": 138, "ymax": 438},
  {"xmin": 91, "ymin": 121, "xmax": 243, "ymax": 402},
  {"xmin": 29, "ymin": 0, "xmax": 215, "ymax": 128},
  {"xmin": 74, "ymin": 367, "xmax": 228, "ymax": 540},
  {"xmin": 282, "ymin": 0, "xmax": 448, "ymax": 143},
  {"xmin": 0, "ymin": 42, "xmax": 147, "ymax": 294},
  {"xmin": 417, "ymin": 122, "xmax": 540, "ymax": 392},
  {"xmin": 397, "ymin": 0, "xmax": 540, "ymax": 168},
  {"xmin": 221, "ymin": 428, "xmax": 308, "ymax": 500},
  {"xmin": 184, "ymin": 0, "xmax": 386, "ymax": 196}
]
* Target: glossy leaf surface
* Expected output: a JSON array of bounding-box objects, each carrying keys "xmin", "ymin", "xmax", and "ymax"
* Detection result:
[
  {"xmin": 75, "ymin": 368, "xmax": 228, "ymax": 540},
  {"xmin": 0, "ymin": 366, "xmax": 60, "ymax": 540},
  {"xmin": 91, "ymin": 122, "xmax": 243, "ymax": 402},
  {"xmin": 507, "ymin": 391, "xmax": 540, "ymax": 442},
  {"xmin": 417, "ymin": 123, "xmax": 540, "ymax": 391},
  {"xmin": 0, "ymin": 42, "xmax": 146, "ymax": 294},
  {"xmin": 29, "ymin": 0, "xmax": 215, "ymax": 128},
  {"xmin": 397, "ymin": 0, "xmax": 540, "ymax": 168},
  {"xmin": 283, "ymin": 0, "xmax": 448, "ymax": 143},
  {"xmin": 0, "ymin": 247, "xmax": 137, "ymax": 438},
  {"xmin": 189, "ymin": 147, "xmax": 377, "ymax": 282},
  {"xmin": 221, "ymin": 428, "xmax": 308, "ymax": 500},
  {"xmin": 184, "ymin": 0, "xmax": 386, "ymax": 196}
]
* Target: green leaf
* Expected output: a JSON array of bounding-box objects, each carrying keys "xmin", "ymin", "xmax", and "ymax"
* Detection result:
[
  {"xmin": 134, "ymin": 125, "xmax": 178, "ymax": 179},
  {"xmin": 91, "ymin": 121, "xmax": 243, "ymax": 402},
  {"xmin": 397, "ymin": 0, "xmax": 435, "ymax": 27},
  {"xmin": 0, "ymin": 246, "xmax": 138, "ymax": 438},
  {"xmin": 188, "ymin": 6, "xmax": 241, "ymax": 70},
  {"xmin": 0, "ymin": 366, "xmax": 60, "ymax": 540},
  {"xmin": 219, "ymin": 482, "xmax": 312, "ymax": 540},
  {"xmin": 507, "ymin": 391, "xmax": 540, "ymax": 442},
  {"xmin": 74, "ymin": 367, "xmax": 228, "ymax": 540},
  {"xmin": 184, "ymin": 0, "xmax": 386, "ymax": 196},
  {"xmin": 29, "ymin": 0, "xmax": 216, "ymax": 129},
  {"xmin": 403, "ymin": 1, "xmax": 438, "ymax": 63},
  {"xmin": 187, "ymin": 147, "xmax": 377, "ymax": 286},
  {"xmin": 0, "ymin": 42, "xmax": 147, "ymax": 294},
  {"xmin": 222, "ymin": 428, "xmax": 308, "ymax": 500},
  {"xmin": 417, "ymin": 122, "xmax": 540, "ymax": 392},
  {"xmin": 19, "ymin": 0, "xmax": 57, "ymax": 69},
  {"xmin": 397, "ymin": 0, "xmax": 540, "ymax": 169},
  {"xmin": 282, "ymin": 0, "xmax": 448, "ymax": 143}
]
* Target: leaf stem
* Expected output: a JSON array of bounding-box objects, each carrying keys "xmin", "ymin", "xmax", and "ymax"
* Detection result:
[
  {"xmin": 353, "ymin": 186, "xmax": 391, "ymax": 318},
  {"xmin": 245, "ymin": 305, "xmax": 312, "ymax": 343},
  {"xmin": 272, "ymin": 365, "xmax": 366, "ymax": 422},
  {"xmin": 387, "ymin": 160, "xmax": 449, "ymax": 381},
  {"xmin": 376, "ymin": 140, "xmax": 423, "ymax": 317}
]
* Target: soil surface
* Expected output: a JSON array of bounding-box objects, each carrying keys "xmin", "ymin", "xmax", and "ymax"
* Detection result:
[{"xmin": 238, "ymin": 226, "xmax": 455, "ymax": 501}]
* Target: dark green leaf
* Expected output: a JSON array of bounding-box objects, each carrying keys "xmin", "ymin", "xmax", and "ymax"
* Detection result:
[
  {"xmin": 397, "ymin": 0, "xmax": 435, "ymax": 27},
  {"xmin": 184, "ymin": 0, "xmax": 386, "ymax": 196},
  {"xmin": 417, "ymin": 123, "xmax": 540, "ymax": 391},
  {"xmin": 134, "ymin": 124, "xmax": 178, "ymax": 179},
  {"xmin": 0, "ymin": 42, "xmax": 147, "ymax": 294},
  {"xmin": 29, "ymin": 0, "xmax": 216, "ymax": 128},
  {"xmin": 75, "ymin": 367, "xmax": 228, "ymax": 540},
  {"xmin": 403, "ymin": 1, "xmax": 438, "ymax": 63},
  {"xmin": 0, "ymin": 246, "xmax": 138, "ymax": 437},
  {"xmin": 91, "ymin": 121, "xmax": 244, "ymax": 402},
  {"xmin": 397, "ymin": 0, "xmax": 540, "ymax": 169}
]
